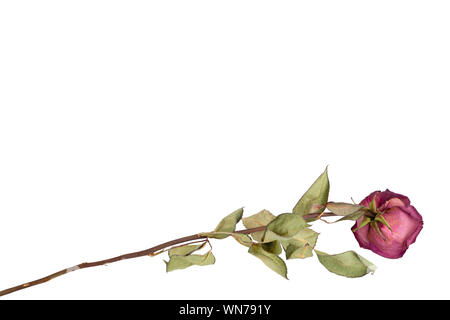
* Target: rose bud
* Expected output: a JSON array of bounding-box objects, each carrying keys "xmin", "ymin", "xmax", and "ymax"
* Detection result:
[{"xmin": 352, "ymin": 190, "xmax": 423, "ymax": 259}]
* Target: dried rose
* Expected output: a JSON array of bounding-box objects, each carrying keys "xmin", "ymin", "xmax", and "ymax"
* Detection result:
[{"xmin": 352, "ymin": 190, "xmax": 423, "ymax": 259}]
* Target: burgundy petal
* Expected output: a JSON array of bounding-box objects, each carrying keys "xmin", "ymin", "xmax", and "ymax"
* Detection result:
[
  {"xmin": 377, "ymin": 189, "xmax": 410, "ymax": 208},
  {"xmin": 359, "ymin": 190, "xmax": 410, "ymax": 210},
  {"xmin": 359, "ymin": 191, "xmax": 381, "ymax": 208},
  {"xmin": 352, "ymin": 217, "xmax": 370, "ymax": 249}
]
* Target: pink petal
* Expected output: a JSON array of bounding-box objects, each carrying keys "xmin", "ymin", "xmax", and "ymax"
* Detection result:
[
  {"xmin": 379, "ymin": 197, "xmax": 407, "ymax": 211},
  {"xmin": 365, "ymin": 206, "xmax": 423, "ymax": 259}
]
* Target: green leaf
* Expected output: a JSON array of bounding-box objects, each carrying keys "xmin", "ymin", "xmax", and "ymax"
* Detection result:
[
  {"xmin": 334, "ymin": 210, "xmax": 365, "ymax": 222},
  {"xmin": 209, "ymin": 208, "xmax": 244, "ymax": 239},
  {"xmin": 284, "ymin": 243, "xmax": 313, "ymax": 259},
  {"xmin": 242, "ymin": 209, "xmax": 276, "ymax": 242},
  {"xmin": 326, "ymin": 202, "xmax": 364, "ymax": 216},
  {"xmin": 200, "ymin": 231, "xmax": 254, "ymax": 247},
  {"xmin": 262, "ymin": 241, "xmax": 282, "ymax": 255},
  {"xmin": 263, "ymin": 213, "xmax": 307, "ymax": 242},
  {"xmin": 231, "ymin": 233, "xmax": 253, "ymax": 247},
  {"xmin": 293, "ymin": 167, "xmax": 330, "ymax": 216},
  {"xmin": 248, "ymin": 244, "xmax": 288, "ymax": 279},
  {"xmin": 165, "ymin": 251, "xmax": 216, "ymax": 272},
  {"xmin": 168, "ymin": 243, "xmax": 205, "ymax": 257},
  {"xmin": 315, "ymin": 250, "xmax": 376, "ymax": 278},
  {"xmin": 281, "ymin": 228, "xmax": 319, "ymax": 259}
]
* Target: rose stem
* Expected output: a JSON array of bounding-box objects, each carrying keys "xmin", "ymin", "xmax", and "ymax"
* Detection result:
[{"xmin": 0, "ymin": 212, "xmax": 336, "ymax": 297}]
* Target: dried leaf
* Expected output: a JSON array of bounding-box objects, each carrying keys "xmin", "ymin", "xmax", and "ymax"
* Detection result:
[
  {"xmin": 168, "ymin": 243, "xmax": 205, "ymax": 257},
  {"xmin": 293, "ymin": 167, "xmax": 330, "ymax": 216},
  {"xmin": 334, "ymin": 210, "xmax": 365, "ymax": 222},
  {"xmin": 248, "ymin": 244, "xmax": 288, "ymax": 279},
  {"xmin": 315, "ymin": 250, "xmax": 376, "ymax": 278},
  {"xmin": 262, "ymin": 241, "xmax": 282, "ymax": 255},
  {"xmin": 165, "ymin": 251, "xmax": 216, "ymax": 272},
  {"xmin": 282, "ymin": 228, "xmax": 319, "ymax": 259},
  {"xmin": 326, "ymin": 202, "xmax": 364, "ymax": 216},
  {"xmin": 209, "ymin": 208, "xmax": 244, "ymax": 239},
  {"xmin": 263, "ymin": 213, "xmax": 306, "ymax": 242},
  {"xmin": 242, "ymin": 209, "xmax": 276, "ymax": 242},
  {"xmin": 231, "ymin": 233, "xmax": 253, "ymax": 247}
]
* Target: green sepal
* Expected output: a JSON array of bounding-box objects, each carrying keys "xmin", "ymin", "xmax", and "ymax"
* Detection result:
[
  {"xmin": 369, "ymin": 196, "xmax": 377, "ymax": 213},
  {"xmin": 374, "ymin": 214, "xmax": 392, "ymax": 231},
  {"xmin": 371, "ymin": 221, "xmax": 386, "ymax": 240},
  {"xmin": 352, "ymin": 216, "xmax": 371, "ymax": 232}
]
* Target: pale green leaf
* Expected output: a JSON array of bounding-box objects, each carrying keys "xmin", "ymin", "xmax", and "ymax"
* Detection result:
[
  {"xmin": 165, "ymin": 251, "xmax": 216, "ymax": 272},
  {"xmin": 315, "ymin": 250, "xmax": 376, "ymax": 278},
  {"xmin": 281, "ymin": 228, "xmax": 319, "ymax": 259},
  {"xmin": 293, "ymin": 167, "xmax": 330, "ymax": 216},
  {"xmin": 231, "ymin": 233, "xmax": 253, "ymax": 247},
  {"xmin": 200, "ymin": 231, "xmax": 226, "ymax": 238},
  {"xmin": 285, "ymin": 244, "xmax": 313, "ymax": 259},
  {"xmin": 326, "ymin": 202, "xmax": 364, "ymax": 216},
  {"xmin": 242, "ymin": 209, "xmax": 276, "ymax": 242},
  {"xmin": 209, "ymin": 208, "xmax": 244, "ymax": 239},
  {"xmin": 168, "ymin": 243, "xmax": 205, "ymax": 257},
  {"xmin": 263, "ymin": 213, "xmax": 306, "ymax": 242},
  {"xmin": 248, "ymin": 244, "xmax": 288, "ymax": 279},
  {"xmin": 200, "ymin": 231, "xmax": 253, "ymax": 246},
  {"xmin": 262, "ymin": 240, "xmax": 282, "ymax": 255},
  {"xmin": 334, "ymin": 210, "xmax": 365, "ymax": 222}
]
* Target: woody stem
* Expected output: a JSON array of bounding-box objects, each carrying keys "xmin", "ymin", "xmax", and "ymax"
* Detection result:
[{"xmin": 0, "ymin": 212, "xmax": 337, "ymax": 297}]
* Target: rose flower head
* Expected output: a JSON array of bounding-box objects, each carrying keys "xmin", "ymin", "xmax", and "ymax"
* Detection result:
[{"xmin": 352, "ymin": 190, "xmax": 423, "ymax": 259}]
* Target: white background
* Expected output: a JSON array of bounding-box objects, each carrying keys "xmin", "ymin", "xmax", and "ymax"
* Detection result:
[{"xmin": 0, "ymin": 1, "xmax": 449, "ymax": 300}]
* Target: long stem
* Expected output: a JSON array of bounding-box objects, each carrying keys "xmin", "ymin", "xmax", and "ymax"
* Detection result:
[{"xmin": 0, "ymin": 212, "xmax": 336, "ymax": 297}]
